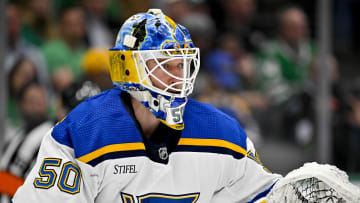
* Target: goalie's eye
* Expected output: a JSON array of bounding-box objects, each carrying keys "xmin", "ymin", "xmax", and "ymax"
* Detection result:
[
  {"xmin": 177, "ymin": 63, "xmax": 184, "ymax": 69},
  {"xmin": 159, "ymin": 60, "xmax": 183, "ymax": 71},
  {"xmin": 162, "ymin": 63, "xmax": 169, "ymax": 69}
]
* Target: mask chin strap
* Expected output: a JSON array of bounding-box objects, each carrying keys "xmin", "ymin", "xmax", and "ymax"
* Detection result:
[{"xmin": 128, "ymin": 90, "xmax": 187, "ymax": 130}]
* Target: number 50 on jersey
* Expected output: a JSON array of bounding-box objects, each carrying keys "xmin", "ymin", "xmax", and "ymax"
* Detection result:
[{"xmin": 33, "ymin": 158, "xmax": 81, "ymax": 194}]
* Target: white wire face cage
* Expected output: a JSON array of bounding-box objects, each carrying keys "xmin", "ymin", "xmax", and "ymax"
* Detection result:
[{"xmin": 133, "ymin": 48, "xmax": 200, "ymax": 98}]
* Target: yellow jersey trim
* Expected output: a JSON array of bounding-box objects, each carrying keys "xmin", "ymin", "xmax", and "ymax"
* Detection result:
[
  {"xmin": 77, "ymin": 138, "xmax": 247, "ymax": 164},
  {"xmin": 77, "ymin": 142, "xmax": 146, "ymax": 163},
  {"xmin": 178, "ymin": 138, "xmax": 247, "ymax": 156}
]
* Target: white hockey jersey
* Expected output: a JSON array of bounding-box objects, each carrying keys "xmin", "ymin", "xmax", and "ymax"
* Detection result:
[{"xmin": 13, "ymin": 89, "xmax": 281, "ymax": 202}]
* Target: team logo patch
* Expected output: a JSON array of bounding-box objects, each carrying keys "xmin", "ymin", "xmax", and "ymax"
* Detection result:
[{"xmin": 158, "ymin": 147, "xmax": 168, "ymax": 160}]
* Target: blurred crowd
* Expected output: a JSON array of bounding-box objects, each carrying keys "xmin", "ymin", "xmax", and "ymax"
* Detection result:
[{"xmin": 1, "ymin": 0, "xmax": 360, "ymax": 200}]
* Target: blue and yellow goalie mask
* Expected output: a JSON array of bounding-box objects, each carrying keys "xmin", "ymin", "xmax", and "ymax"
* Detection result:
[{"xmin": 109, "ymin": 9, "xmax": 200, "ymax": 130}]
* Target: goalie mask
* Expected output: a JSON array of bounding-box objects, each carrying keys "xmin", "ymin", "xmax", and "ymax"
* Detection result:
[{"xmin": 109, "ymin": 9, "xmax": 200, "ymax": 130}]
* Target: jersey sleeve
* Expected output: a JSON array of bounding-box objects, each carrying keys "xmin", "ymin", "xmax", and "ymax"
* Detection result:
[
  {"xmin": 12, "ymin": 129, "xmax": 100, "ymax": 203},
  {"xmin": 211, "ymin": 137, "xmax": 282, "ymax": 203}
]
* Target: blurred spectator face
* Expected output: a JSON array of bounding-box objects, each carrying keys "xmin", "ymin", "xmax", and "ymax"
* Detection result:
[
  {"xmin": 52, "ymin": 67, "xmax": 74, "ymax": 92},
  {"xmin": 280, "ymin": 8, "xmax": 308, "ymax": 47},
  {"xmin": 7, "ymin": 5, "xmax": 21, "ymax": 43},
  {"xmin": 10, "ymin": 59, "xmax": 37, "ymax": 97},
  {"xmin": 30, "ymin": 0, "xmax": 51, "ymax": 17},
  {"xmin": 60, "ymin": 8, "xmax": 86, "ymax": 45},
  {"xmin": 225, "ymin": 0, "xmax": 255, "ymax": 22},
  {"xmin": 166, "ymin": 0, "xmax": 190, "ymax": 22},
  {"xmin": 20, "ymin": 84, "xmax": 47, "ymax": 116},
  {"xmin": 219, "ymin": 33, "xmax": 242, "ymax": 57},
  {"xmin": 19, "ymin": 83, "xmax": 48, "ymax": 132},
  {"xmin": 83, "ymin": 0, "xmax": 107, "ymax": 17}
]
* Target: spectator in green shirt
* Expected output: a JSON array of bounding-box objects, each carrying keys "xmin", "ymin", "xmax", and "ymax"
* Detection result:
[
  {"xmin": 42, "ymin": 6, "xmax": 88, "ymax": 92},
  {"xmin": 256, "ymin": 6, "xmax": 315, "ymax": 107}
]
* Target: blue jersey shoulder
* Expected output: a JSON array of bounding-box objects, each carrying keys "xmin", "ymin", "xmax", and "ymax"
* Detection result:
[
  {"xmin": 51, "ymin": 90, "xmax": 248, "ymax": 162},
  {"xmin": 183, "ymin": 98, "xmax": 247, "ymax": 150},
  {"xmin": 51, "ymin": 88, "xmax": 143, "ymax": 159}
]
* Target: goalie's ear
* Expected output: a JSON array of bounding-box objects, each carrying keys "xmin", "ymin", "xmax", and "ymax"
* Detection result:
[{"xmin": 266, "ymin": 162, "xmax": 360, "ymax": 203}]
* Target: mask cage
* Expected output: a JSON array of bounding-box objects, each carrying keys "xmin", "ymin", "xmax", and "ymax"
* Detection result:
[{"xmin": 133, "ymin": 48, "xmax": 200, "ymax": 98}]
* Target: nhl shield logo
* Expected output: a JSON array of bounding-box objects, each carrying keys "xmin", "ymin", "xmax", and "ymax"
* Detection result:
[{"xmin": 158, "ymin": 147, "xmax": 168, "ymax": 160}]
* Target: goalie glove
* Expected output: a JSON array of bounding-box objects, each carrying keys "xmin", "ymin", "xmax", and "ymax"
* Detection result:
[{"xmin": 266, "ymin": 162, "xmax": 360, "ymax": 203}]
